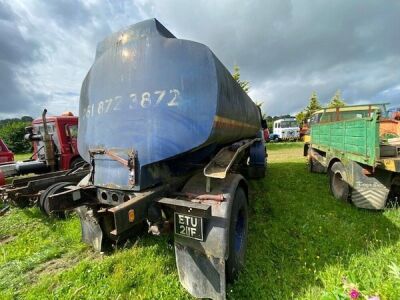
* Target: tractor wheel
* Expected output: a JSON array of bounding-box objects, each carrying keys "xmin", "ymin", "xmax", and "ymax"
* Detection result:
[
  {"xmin": 39, "ymin": 182, "xmax": 73, "ymax": 218},
  {"xmin": 226, "ymin": 187, "xmax": 248, "ymax": 283},
  {"xmin": 329, "ymin": 162, "xmax": 350, "ymax": 202}
]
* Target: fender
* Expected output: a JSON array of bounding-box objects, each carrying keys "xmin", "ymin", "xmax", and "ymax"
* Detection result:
[{"xmin": 172, "ymin": 172, "xmax": 248, "ymax": 300}]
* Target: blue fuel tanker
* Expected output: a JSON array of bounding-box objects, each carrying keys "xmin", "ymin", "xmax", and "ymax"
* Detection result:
[
  {"xmin": 78, "ymin": 19, "xmax": 263, "ymax": 190},
  {"xmin": 50, "ymin": 19, "xmax": 267, "ymax": 300}
]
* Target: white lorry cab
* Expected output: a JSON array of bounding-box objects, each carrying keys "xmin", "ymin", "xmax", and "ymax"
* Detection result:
[{"xmin": 272, "ymin": 118, "xmax": 300, "ymax": 141}]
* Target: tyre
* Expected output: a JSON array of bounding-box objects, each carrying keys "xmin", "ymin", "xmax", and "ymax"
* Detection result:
[
  {"xmin": 226, "ymin": 187, "xmax": 248, "ymax": 283},
  {"xmin": 308, "ymin": 149, "xmax": 325, "ymax": 173},
  {"xmin": 39, "ymin": 182, "xmax": 73, "ymax": 218},
  {"xmin": 329, "ymin": 162, "xmax": 350, "ymax": 201},
  {"xmin": 307, "ymin": 148, "xmax": 316, "ymax": 173},
  {"xmin": 303, "ymin": 143, "xmax": 309, "ymax": 157}
]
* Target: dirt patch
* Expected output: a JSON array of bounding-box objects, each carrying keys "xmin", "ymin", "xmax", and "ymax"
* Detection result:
[
  {"xmin": 33, "ymin": 255, "xmax": 81, "ymax": 276},
  {"xmin": 26, "ymin": 250, "xmax": 100, "ymax": 283},
  {"xmin": 0, "ymin": 235, "xmax": 16, "ymax": 245},
  {"xmin": 268, "ymin": 147, "xmax": 303, "ymax": 162}
]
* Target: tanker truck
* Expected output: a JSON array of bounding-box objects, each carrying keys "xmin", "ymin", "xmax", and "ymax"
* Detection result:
[{"xmin": 47, "ymin": 19, "xmax": 266, "ymax": 299}]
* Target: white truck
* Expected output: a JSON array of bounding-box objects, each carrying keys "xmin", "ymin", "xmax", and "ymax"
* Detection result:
[{"xmin": 271, "ymin": 118, "xmax": 300, "ymax": 141}]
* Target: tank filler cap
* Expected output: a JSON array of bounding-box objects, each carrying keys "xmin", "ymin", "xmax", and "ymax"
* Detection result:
[{"xmin": 61, "ymin": 112, "xmax": 74, "ymax": 116}]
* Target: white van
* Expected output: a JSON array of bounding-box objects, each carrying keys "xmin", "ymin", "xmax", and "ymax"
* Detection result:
[{"xmin": 272, "ymin": 118, "xmax": 300, "ymax": 141}]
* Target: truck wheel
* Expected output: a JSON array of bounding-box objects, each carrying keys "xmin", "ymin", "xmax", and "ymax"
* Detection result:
[
  {"xmin": 308, "ymin": 149, "xmax": 317, "ymax": 173},
  {"xmin": 308, "ymin": 149, "xmax": 325, "ymax": 173},
  {"xmin": 226, "ymin": 187, "xmax": 248, "ymax": 283},
  {"xmin": 329, "ymin": 162, "xmax": 350, "ymax": 201},
  {"xmin": 39, "ymin": 182, "xmax": 73, "ymax": 218},
  {"xmin": 303, "ymin": 143, "xmax": 309, "ymax": 157}
]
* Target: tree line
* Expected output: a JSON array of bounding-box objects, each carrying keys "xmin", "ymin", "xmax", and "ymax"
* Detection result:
[
  {"xmin": 296, "ymin": 90, "xmax": 346, "ymax": 125},
  {"xmin": 232, "ymin": 65, "xmax": 347, "ymax": 130},
  {"xmin": 0, "ymin": 116, "xmax": 33, "ymax": 153}
]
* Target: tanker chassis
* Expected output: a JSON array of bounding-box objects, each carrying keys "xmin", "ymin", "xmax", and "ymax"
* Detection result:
[{"xmin": 47, "ymin": 19, "xmax": 267, "ymax": 299}]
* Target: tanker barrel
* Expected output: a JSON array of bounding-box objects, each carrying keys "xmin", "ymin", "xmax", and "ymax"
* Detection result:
[{"xmin": 78, "ymin": 18, "xmax": 262, "ymax": 190}]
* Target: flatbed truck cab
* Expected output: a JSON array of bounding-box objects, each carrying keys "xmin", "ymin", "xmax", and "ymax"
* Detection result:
[
  {"xmin": 307, "ymin": 104, "xmax": 400, "ymax": 209},
  {"xmin": 271, "ymin": 118, "xmax": 300, "ymax": 141}
]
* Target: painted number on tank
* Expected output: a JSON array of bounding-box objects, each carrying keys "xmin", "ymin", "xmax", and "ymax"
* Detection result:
[
  {"xmin": 129, "ymin": 89, "xmax": 181, "ymax": 109},
  {"xmin": 83, "ymin": 88, "xmax": 181, "ymax": 118}
]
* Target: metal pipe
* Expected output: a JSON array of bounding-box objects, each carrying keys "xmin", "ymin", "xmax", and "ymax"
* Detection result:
[{"xmin": 41, "ymin": 109, "xmax": 56, "ymax": 172}]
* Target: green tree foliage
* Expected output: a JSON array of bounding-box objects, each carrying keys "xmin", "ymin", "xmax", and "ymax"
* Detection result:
[
  {"xmin": 232, "ymin": 65, "xmax": 250, "ymax": 93},
  {"xmin": 0, "ymin": 116, "xmax": 33, "ymax": 127},
  {"xmin": 296, "ymin": 91, "xmax": 322, "ymax": 124},
  {"xmin": 328, "ymin": 90, "xmax": 346, "ymax": 108},
  {"xmin": 0, "ymin": 121, "xmax": 32, "ymax": 153},
  {"xmin": 295, "ymin": 111, "xmax": 305, "ymax": 124},
  {"xmin": 306, "ymin": 91, "xmax": 322, "ymax": 116}
]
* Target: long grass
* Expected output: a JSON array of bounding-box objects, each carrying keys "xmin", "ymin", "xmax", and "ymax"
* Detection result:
[{"xmin": 1, "ymin": 143, "xmax": 400, "ymax": 299}]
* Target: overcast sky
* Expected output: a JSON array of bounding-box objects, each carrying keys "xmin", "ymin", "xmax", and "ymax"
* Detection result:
[{"xmin": 0, "ymin": 0, "xmax": 399, "ymax": 119}]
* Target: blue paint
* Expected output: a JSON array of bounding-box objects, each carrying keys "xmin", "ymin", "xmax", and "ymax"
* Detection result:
[{"xmin": 78, "ymin": 19, "xmax": 261, "ymax": 190}]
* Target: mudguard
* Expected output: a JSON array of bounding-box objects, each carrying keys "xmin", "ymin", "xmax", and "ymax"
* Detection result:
[
  {"xmin": 75, "ymin": 206, "xmax": 104, "ymax": 251},
  {"xmin": 347, "ymin": 161, "xmax": 391, "ymax": 209},
  {"xmin": 173, "ymin": 173, "xmax": 247, "ymax": 300}
]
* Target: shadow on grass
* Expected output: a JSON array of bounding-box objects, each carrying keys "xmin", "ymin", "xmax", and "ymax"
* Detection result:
[{"xmin": 228, "ymin": 161, "xmax": 400, "ymax": 299}]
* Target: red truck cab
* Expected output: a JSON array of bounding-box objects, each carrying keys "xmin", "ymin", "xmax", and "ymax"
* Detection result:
[
  {"xmin": 0, "ymin": 139, "xmax": 14, "ymax": 163},
  {"xmin": 31, "ymin": 113, "xmax": 81, "ymax": 170}
]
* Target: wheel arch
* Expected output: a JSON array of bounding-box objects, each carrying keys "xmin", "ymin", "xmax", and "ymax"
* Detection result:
[{"xmin": 328, "ymin": 157, "xmax": 342, "ymax": 171}]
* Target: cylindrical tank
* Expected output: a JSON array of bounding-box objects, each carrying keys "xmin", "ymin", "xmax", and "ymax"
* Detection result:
[{"xmin": 78, "ymin": 19, "xmax": 262, "ymax": 190}]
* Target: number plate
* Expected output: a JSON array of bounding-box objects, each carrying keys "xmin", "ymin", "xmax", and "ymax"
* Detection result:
[{"xmin": 174, "ymin": 213, "xmax": 204, "ymax": 241}]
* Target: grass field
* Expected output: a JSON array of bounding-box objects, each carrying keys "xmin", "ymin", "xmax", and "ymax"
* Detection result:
[
  {"xmin": 1, "ymin": 143, "xmax": 400, "ymax": 299},
  {"xmin": 14, "ymin": 153, "xmax": 32, "ymax": 161}
]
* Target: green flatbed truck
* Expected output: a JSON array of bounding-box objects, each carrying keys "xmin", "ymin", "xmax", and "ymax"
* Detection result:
[{"xmin": 306, "ymin": 104, "xmax": 400, "ymax": 209}]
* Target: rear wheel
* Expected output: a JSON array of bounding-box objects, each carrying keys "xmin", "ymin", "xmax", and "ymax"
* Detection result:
[
  {"xmin": 308, "ymin": 148, "xmax": 325, "ymax": 173},
  {"xmin": 329, "ymin": 162, "xmax": 350, "ymax": 201},
  {"xmin": 39, "ymin": 182, "xmax": 74, "ymax": 218},
  {"xmin": 226, "ymin": 187, "xmax": 248, "ymax": 283}
]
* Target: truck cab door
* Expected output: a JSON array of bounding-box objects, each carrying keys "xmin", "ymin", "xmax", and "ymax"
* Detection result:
[{"xmin": 65, "ymin": 124, "xmax": 78, "ymax": 155}]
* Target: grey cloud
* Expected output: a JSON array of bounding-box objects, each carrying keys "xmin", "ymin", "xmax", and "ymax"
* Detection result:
[
  {"xmin": 0, "ymin": 2, "xmax": 47, "ymax": 115},
  {"xmin": 1, "ymin": 0, "xmax": 400, "ymax": 118},
  {"xmin": 140, "ymin": 0, "xmax": 400, "ymax": 114}
]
